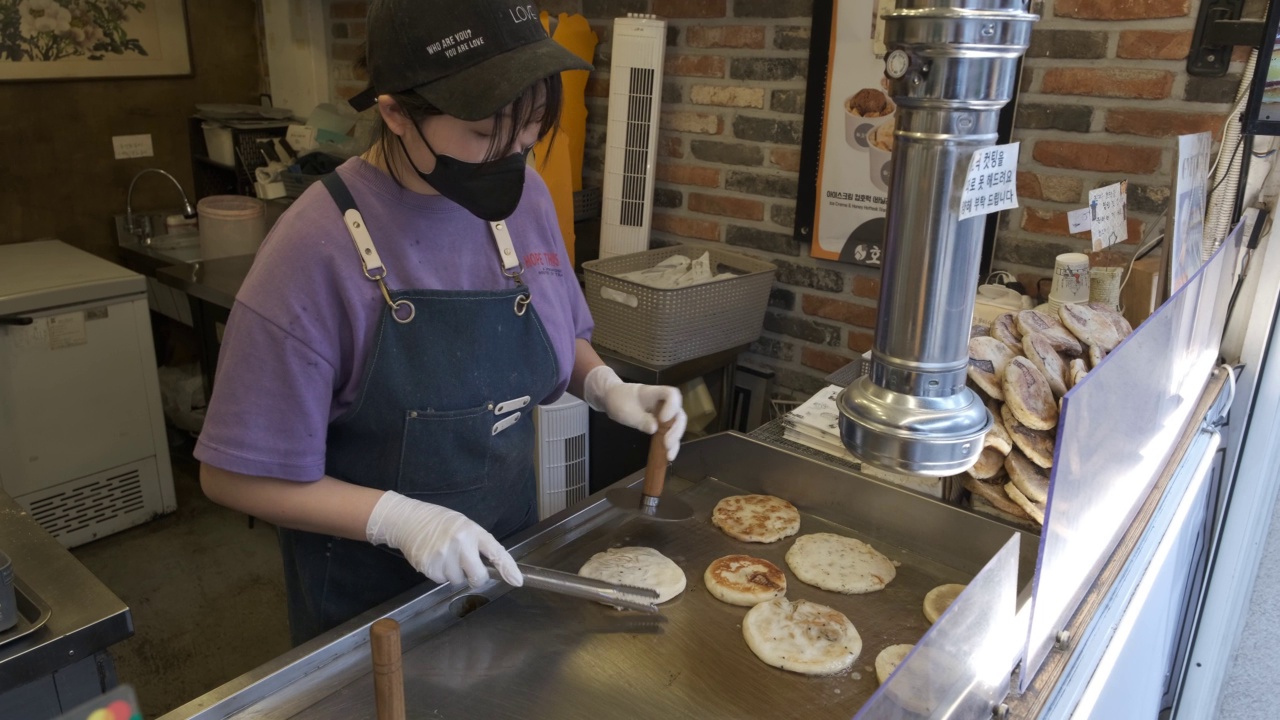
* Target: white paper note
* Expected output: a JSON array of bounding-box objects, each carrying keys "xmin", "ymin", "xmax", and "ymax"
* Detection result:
[
  {"xmin": 1067, "ymin": 207, "xmax": 1092, "ymax": 234},
  {"xmin": 1089, "ymin": 181, "xmax": 1128, "ymax": 251},
  {"xmin": 959, "ymin": 143, "xmax": 1020, "ymax": 220}
]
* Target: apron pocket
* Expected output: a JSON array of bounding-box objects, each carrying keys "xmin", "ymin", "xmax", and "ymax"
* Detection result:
[{"xmin": 398, "ymin": 405, "xmax": 492, "ymax": 496}]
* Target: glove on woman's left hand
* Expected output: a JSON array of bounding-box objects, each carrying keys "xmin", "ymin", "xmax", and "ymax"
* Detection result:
[{"xmin": 583, "ymin": 366, "xmax": 688, "ymax": 462}]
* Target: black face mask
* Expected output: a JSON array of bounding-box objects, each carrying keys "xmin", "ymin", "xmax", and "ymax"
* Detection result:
[{"xmin": 399, "ymin": 125, "xmax": 528, "ymax": 222}]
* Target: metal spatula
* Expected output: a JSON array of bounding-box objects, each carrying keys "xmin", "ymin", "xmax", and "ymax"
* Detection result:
[
  {"xmin": 490, "ymin": 562, "xmax": 662, "ymax": 613},
  {"xmin": 604, "ymin": 400, "xmax": 695, "ymax": 521}
]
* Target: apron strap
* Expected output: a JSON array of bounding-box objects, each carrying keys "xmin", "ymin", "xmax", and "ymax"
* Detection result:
[
  {"xmin": 490, "ymin": 220, "xmax": 530, "ymax": 315},
  {"xmin": 490, "ymin": 220, "xmax": 523, "ymax": 277},
  {"xmin": 322, "ymin": 173, "xmax": 415, "ymax": 323},
  {"xmin": 321, "ymin": 170, "xmax": 530, "ymax": 320},
  {"xmin": 323, "ymin": 174, "xmax": 386, "ymax": 280}
]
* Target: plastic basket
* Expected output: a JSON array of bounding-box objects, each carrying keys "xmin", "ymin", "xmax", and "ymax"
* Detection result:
[
  {"xmin": 583, "ymin": 245, "xmax": 777, "ymax": 366},
  {"xmin": 573, "ymin": 186, "xmax": 602, "ymax": 221}
]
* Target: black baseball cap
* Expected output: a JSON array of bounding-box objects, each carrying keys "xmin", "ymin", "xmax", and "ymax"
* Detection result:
[{"xmin": 350, "ymin": 0, "xmax": 593, "ymax": 119}]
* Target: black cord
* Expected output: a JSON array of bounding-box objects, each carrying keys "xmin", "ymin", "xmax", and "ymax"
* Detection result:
[
  {"xmin": 1219, "ymin": 208, "xmax": 1270, "ymax": 348},
  {"xmin": 1134, "ymin": 234, "xmax": 1163, "ymax": 262}
]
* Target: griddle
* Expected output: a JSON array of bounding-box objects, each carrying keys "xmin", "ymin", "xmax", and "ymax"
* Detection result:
[{"xmin": 161, "ymin": 433, "xmax": 1037, "ymax": 720}]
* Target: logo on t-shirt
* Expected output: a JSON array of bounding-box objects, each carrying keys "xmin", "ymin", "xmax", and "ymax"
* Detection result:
[{"xmin": 524, "ymin": 252, "xmax": 563, "ymax": 278}]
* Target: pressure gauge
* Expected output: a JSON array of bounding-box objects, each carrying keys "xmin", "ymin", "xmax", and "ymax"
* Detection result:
[{"xmin": 885, "ymin": 49, "xmax": 910, "ymax": 79}]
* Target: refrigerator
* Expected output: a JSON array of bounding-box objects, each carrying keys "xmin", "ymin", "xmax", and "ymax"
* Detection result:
[{"xmin": 0, "ymin": 240, "xmax": 175, "ymax": 548}]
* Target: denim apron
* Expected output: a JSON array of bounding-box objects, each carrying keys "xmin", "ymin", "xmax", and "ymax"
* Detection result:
[{"xmin": 278, "ymin": 174, "xmax": 560, "ymax": 645}]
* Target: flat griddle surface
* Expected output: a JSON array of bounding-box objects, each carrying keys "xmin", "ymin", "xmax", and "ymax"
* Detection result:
[{"xmin": 310, "ymin": 477, "xmax": 973, "ymax": 719}]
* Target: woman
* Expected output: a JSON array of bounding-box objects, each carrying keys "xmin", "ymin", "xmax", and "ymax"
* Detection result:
[{"xmin": 196, "ymin": 0, "xmax": 687, "ymax": 645}]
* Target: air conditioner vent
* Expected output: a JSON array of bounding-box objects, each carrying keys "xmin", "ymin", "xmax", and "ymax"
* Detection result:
[
  {"xmin": 599, "ymin": 16, "xmax": 667, "ymax": 259},
  {"xmin": 28, "ymin": 467, "xmax": 146, "ymax": 538},
  {"xmin": 533, "ymin": 394, "xmax": 590, "ymax": 520}
]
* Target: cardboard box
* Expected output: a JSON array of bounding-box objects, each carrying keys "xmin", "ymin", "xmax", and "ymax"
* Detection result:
[{"xmin": 1121, "ymin": 255, "xmax": 1163, "ymax": 328}]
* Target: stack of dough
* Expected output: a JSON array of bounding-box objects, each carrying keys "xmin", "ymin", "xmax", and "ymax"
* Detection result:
[{"xmin": 964, "ymin": 303, "xmax": 1134, "ymax": 526}]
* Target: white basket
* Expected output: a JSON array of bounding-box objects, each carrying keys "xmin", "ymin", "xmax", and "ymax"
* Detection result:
[
  {"xmin": 583, "ymin": 245, "xmax": 777, "ymax": 366},
  {"xmin": 533, "ymin": 393, "xmax": 589, "ymax": 521}
]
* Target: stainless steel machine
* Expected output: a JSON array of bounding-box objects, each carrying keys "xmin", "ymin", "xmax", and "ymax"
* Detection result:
[{"xmin": 839, "ymin": 0, "xmax": 1036, "ymax": 476}]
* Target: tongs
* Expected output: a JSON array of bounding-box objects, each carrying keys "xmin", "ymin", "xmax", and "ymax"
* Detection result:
[{"xmin": 490, "ymin": 561, "xmax": 662, "ymax": 614}]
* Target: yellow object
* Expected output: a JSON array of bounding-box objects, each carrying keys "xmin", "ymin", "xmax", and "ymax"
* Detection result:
[
  {"xmin": 534, "ymin": 12, "xmax": 597, "ymax": 265},
  {"xmin": 681, "ymin": 377, "xmax": 717, "ymax": 434},
  {"xmin": 546, "ymin": 12, "xmax": 595, "ymax": 191}
]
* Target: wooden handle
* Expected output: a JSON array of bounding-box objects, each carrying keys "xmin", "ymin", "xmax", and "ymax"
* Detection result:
[
  {"xmin": 642, "ymin": 401, "xmax": 678, "ymax": 499},
  {"xmin": 370, "ymin": 618, "xmax": 406, "ymax": 720}
]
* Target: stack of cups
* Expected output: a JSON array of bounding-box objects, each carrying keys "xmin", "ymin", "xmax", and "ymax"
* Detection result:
[
  {"xmin": 1089, "ymin": 266, "xmax": 1124, "ymax": 311},
  {"xmin": 1048, "ymin": 253, "xmax": 1090, "ymax": 316}
]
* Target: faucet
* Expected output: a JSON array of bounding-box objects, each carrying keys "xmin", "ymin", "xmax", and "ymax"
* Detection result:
[{"xmin": 126, "ymin": 168, "xmax": 197, "ymax": 243}]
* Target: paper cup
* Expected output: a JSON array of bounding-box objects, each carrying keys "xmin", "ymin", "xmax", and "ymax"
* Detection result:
[
  {"xmin": 1089, "ymin": 266, "xmax": 1124, "ymax": 309},
  {"xmin": 867, "ymin": 121, "xmax": 895, "ymax": 192},
  {"xmin": 1049, "ymin": 253, "xmax": 1090, "ymax": 305},
  {"xmin": 844, "ymin": 89, "xmax": 896, "ymax": 151}
]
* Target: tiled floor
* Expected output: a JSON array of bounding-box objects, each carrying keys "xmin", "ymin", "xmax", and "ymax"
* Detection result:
[{"xmin": 70, "ymin": 437, "xmax": 290, "ymax": 718}]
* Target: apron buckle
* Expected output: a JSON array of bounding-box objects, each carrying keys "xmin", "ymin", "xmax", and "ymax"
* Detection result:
[
  {"xmin": 391, "ymin": 298, "xmax": 416, "ymax": 324},
  {"xmin": 514, "ymin": 293, "xmax": 530, "ymax": 317}
]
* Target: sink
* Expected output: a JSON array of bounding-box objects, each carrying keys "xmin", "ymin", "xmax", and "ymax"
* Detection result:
[
  {"xmin": 115, "ymin": 210, "xmax": 203, "ymax": 265},
  {"xmin": 142, "ymin": 230, "xmax": 200, "ymax": 252}
]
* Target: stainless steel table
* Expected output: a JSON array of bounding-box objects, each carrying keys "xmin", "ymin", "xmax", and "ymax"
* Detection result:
[
  {"xmin": 0, "ymin": 491, "xmax": 133, "ymax": 715},
  {"xmin": 154, "ymin": 254, "xmax": 255, "ymax": 401}
]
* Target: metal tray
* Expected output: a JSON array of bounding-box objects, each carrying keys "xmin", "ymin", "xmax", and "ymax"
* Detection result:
[{"xmin": 0, "ymin": 577, "xmax": 52, "ymax": 649}]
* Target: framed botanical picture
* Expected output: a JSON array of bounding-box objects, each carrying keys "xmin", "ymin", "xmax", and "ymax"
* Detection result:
[{"xmin": 0, "ymin": 0, "xmax": 191, "ymax": 81}]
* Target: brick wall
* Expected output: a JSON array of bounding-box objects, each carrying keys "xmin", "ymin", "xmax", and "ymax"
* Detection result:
[
  {"xmin": 997, "ymin": 0, "xmax": 1246, "ymax": 280},
  {"xmin": 318, "ymin": 0, "xmax": 1248, "ymax": 398},
  {"xmin": 566, "ymin": 0, "xmax": 846, "ymax": 398}
]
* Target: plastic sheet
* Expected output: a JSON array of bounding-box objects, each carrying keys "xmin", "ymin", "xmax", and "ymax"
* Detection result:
[
  {"xmin": 1020, "ymin": 221, "xmax": 1245, "ymax": 689},
  {"xmin": 856, "ymin": 534, "xmax": 1021, "ymax": 720}
]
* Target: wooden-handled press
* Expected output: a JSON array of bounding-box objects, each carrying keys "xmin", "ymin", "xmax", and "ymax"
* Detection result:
[
  {"xmin": 605, "ymin": 400, "xmax": 694, "ymax": 521},
  {"xmin": 370, "ymin": 618, "xmax": 406, "ymax": 720}
]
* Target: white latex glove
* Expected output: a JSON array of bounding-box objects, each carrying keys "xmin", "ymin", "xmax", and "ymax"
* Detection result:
[
  {"xmin": 583, "ymin": 365, "xmax": 688, "ymax": 461},
  {"xmin": 366, "ymin": 491, "xmax": 523, "ymax": 588}
]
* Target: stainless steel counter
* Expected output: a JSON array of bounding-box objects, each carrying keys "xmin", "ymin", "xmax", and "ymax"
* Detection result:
[
  {"xmin": 154, "ymin": 255, "xmax": 256, "ymax": 311},
  {"xmin": 162, "ymin": 433, "xmax": 1035, "ymax": 719},
  {"xmin": 0, "ymin": 491, "xmax": 132, "ymax": 691}
]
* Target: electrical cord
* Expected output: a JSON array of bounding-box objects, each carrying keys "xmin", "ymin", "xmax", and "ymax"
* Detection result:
[
  {"xmin": 1118, "ymin": 216, "xmax": 1167, "ymax": 302},
  {"xmin": 1219, "ymin": 208, "xmax": 1270, "ymax": 350},
  {"xmin": 1206, "ymin": 136, "xmax": 1243, "ymax": 205}
]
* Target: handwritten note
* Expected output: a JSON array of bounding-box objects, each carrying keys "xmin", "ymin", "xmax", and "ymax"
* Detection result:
[
  {"xmin": 959, "ymin": 143, "xmax": 1020, "ymax": 220},
  {"xmin": 1067, "ymin": 207, "xmax": 1092, "ymax": 234},
  {"xmin": 1088, "ymin": 181, "xmax": 1128, "ymax": 251}
]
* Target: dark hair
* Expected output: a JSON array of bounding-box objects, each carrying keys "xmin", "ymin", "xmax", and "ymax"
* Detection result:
[{"xmin": 356, "ymin": 46, "xmax": 564, "ymax": 188}]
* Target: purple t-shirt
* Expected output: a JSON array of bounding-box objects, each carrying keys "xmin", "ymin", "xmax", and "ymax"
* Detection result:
[{"xmin": 194, "ymin": 158, "xmax": 592, "ymax": 481}]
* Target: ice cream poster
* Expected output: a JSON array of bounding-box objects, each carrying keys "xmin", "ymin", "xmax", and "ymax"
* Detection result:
[{"xmin": 811, "ymin": 0, "xmax": 896, "ymax": 267}]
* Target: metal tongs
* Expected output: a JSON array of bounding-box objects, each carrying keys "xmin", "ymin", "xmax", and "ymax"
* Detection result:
[{"xmin": 490, "ymin": 561, "xmax": 662, "ymax": 614}]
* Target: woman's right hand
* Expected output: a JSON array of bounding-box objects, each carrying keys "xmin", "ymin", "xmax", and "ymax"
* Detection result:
[{"xmin": 365, "ymin": 491, "xmax": 523, "ymax": 588}]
